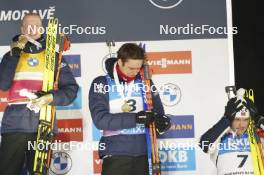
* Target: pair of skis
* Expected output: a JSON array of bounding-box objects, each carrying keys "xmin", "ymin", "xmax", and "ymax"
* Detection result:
[
  {"xmin": 138, "ymin": 43, "xmax": 161, "ymax": 175},
  {"xmin": 141, "ymin": 62, "xmax": 161, "ymax": 175},
  {"xmin": 245, "ymin": 89, "xmax": 264, "ymax": 175},
  {"xmin": 33, "ymin": 18, "xmax": 70, "ymax": 174}
]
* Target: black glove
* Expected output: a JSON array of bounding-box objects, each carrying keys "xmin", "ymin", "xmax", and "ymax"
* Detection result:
[
  {"xmin": 10, "ymin": 35, "xmax": 28, "ymax": 56},
  {"xmin": 224, "ymin": 97, "xmax": 243, "ymax": 123},
  {"xmin": 34, "ymin": 91, "xmax": 48, "ymax": 98},
  {"xmin": 136, "ymin": 111, "xmax": 155, "ymax": 126},
  {"xmin": 242, "ymin": 97, "xmax": 258, "ymax": 120},
  {"xmin": 154, "ymin": 114, "xmax": 171, "ymax": 134}
]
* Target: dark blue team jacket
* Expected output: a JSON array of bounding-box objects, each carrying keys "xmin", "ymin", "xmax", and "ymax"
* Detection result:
[{"xmin": 89, "ymin": 58, "xmax": 164, "ymax": 158}]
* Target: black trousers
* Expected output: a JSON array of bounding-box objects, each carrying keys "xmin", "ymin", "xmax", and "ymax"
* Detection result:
[
  {"xmin": 102, "ymin": 155, "xmax": 149, "ymax": 175},
  {"xmin": 0, "ymin": 132, "xmax": 36, "ymax": 175}
]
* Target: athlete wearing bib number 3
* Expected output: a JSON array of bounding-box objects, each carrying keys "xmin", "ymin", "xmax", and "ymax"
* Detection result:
[
  {"xmin": 89, "ymin": 43, "xmax": 171, "ymax": 175},
  {"xmin": 199, "ymin": 88, "xmax": 264, "ymax": 175}
]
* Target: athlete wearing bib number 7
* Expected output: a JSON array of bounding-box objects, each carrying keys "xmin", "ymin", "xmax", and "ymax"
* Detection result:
[
  {"xmin": 199, "ymin": 88, "xmax": 263, "ymax": 175},
  {"xmin": 89, "ymin": 43, "xmax": 171, "ymax": 175}
]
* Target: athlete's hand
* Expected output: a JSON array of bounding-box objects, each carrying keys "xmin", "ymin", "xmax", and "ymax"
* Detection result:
[
  {"xmin": 10, "ymin": 35, "xmax": 28, "ymax": 56},
  {"xmin": 224, "ymin": 97, "xmax": 243, "ymax": 123},
  {"xmin": 31, "ymin": 93, "xmax": 53, "ymax": 109},
  {"xmin": 136, "ymin": 111, "xmax": 155, "ymax": 126},
  {"xmin": 154, "ymin": 114, "xmax": 171, "ymax": 134}
]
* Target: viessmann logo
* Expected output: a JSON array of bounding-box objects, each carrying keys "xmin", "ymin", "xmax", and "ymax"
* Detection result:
[{"xmin": 146, "ymin": 51, "xmax": 192, "ymax": 74}]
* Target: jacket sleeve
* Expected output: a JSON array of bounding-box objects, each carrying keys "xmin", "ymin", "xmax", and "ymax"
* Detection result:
[
  {"xmin": 150, "ymin": 80, "xmax": 165, "ymax": 115},
  {"xmin": 199, "ymin": 116, "xmax": 230, "ymax": 153},
  {"xmin": 89, "ymin": 76, "xmax": 137, "ymax": 130},
  {"xmin": 0, "ymin": 52, "xmax": 19, "ymax": 91},
  {"xmin": 49, "ymin": 57, "xmax": 79, "ymax": 106}
]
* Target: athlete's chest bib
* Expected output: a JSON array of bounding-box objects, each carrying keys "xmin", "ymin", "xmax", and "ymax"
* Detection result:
[
  {"xmin": 217, "ymin": 133, "xmax": 253, "ymax": 175},
  {"xmin": 103, "ymin": 75, "xmax": 145, "ymax": 136},
  {"xmin": 8, "ymin": 51, "xmax": 45, "ymax": 103}
]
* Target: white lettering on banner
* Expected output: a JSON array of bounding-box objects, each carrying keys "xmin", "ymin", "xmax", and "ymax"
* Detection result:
[
  {"xmin": 0, "ymin": 10, "xmax": 12, "ymax": 21},
  {"xmin": 148, "ymin": 58, "xmax": 191, "ymax": 68},
  {"xmin": 58, "ymin": 128, "xmax": 82, "ymax": 133},
  {"xmin": 46, "ymin": 6, "xmax": 55, "ymax": 19},
  {"xmin": 12, "ymin": 10, "xmax": 20, "ymax": 20},
  {"xmin": 37, "ymin": 9, "xmax": 47, "ymax": 19},
  {"xmin": 159, "ymin": 150, "xmax": 188, "ymax": 163},
  {"xmin": 0, "ymin": 6, "xmax": 55, "ymax": 21}
]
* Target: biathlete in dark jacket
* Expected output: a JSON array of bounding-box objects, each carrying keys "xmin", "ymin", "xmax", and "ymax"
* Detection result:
[
  {"xmin": 89, "ymin": 43, "xmax": 171, "ymax": 175},
  {"xmin": 0, "ymin": 13, "xmax": 78, "ymax": 175}
]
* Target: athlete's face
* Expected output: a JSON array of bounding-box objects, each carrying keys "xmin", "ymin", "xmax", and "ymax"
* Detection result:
[
  {"xmin": 231, "ymin": 117, "xmax": 250, "ymax": 136},
  {"xmin": 118, "ymin": 59, "xmax": 143, "ymax": 77},
  {"xmin": 21, "ymin": 15, "xmax": 42, "ymax": 40}
]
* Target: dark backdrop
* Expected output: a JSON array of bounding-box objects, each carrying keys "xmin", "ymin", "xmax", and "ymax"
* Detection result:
[{"xmin": 232, "ymin": 0, "xmax": 264, "ymax": 114}]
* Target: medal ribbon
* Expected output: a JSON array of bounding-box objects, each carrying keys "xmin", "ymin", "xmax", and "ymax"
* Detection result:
[{"xmin": 113, "ymin": 62, "xmax": 134, "ymax": 102}]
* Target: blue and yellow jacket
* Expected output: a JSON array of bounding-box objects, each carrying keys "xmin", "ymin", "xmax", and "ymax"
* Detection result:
[{"xmin": 0, "ymin": 35, "xmax": 79, "ymax": 133}]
